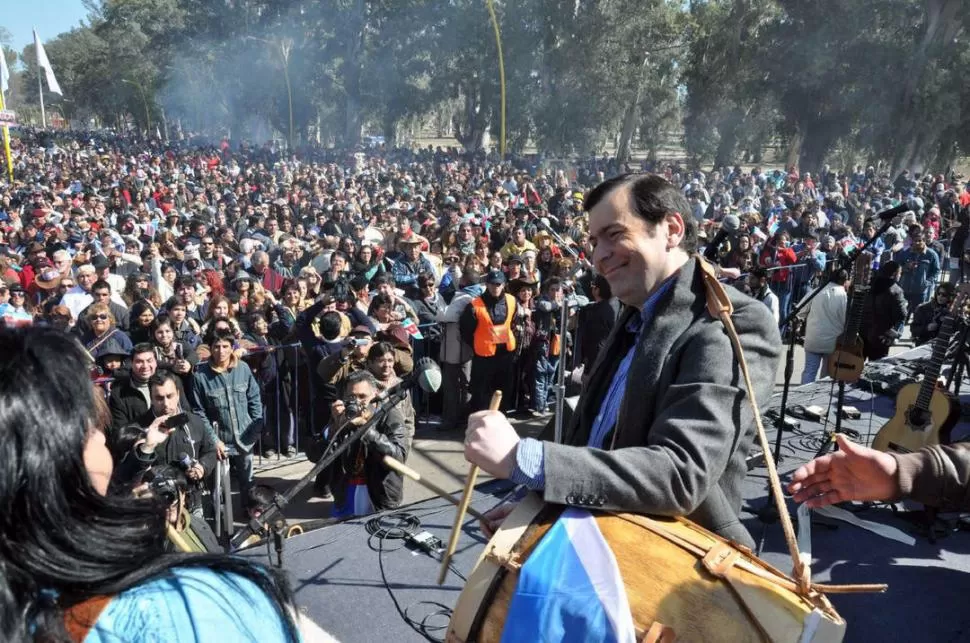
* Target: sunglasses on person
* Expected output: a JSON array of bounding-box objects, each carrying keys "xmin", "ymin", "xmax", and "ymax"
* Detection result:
[
  {"xmin": 90, "ymin": 314, "xmax": 110, "ymax": 321},
  {"xmin": 60, "ymin": 283, "xmax": 75, "ymax": 289},
  {"xmin": 10, "ymin": 291, "xmax": 25, "ymax": 297}
]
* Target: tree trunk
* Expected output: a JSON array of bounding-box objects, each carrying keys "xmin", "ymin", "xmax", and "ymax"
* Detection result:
[
  {"xmin": 785, "ymin": 125, "xmax": 804, "ymax": 171},
  {"xmin": 713, "ymin": 113, "xmax": 740, "ymax": 169},
  {"xmin": 616, "ymin": 56, "xmax": 650, "ymax": 165},
  {"xmin": 889, "ymin": 0, "xmax": 961, "ymax": 172},
  {"xmin": 343, "ymin": 0, "xmax": 365, "ymax": 147}
]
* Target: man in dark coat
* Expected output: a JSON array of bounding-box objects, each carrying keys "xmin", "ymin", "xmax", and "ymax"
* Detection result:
[
  {"xmin": 465, "ymin": 174, "xmax": 780, "ymax": 548},
  {"xmin": 576, "ymin": 274, "xmax": 619, "ymax": 373},
  {"xmin": 113, "ymin": 371, "xmax": 218, "ymax": 517},
  {"xmin": 862, "ymin": 260, "xmax": 908, "ymax": 360},
  {"xmin": 108, "ymin": 344, "xmax": 158, "ymax": 457}
]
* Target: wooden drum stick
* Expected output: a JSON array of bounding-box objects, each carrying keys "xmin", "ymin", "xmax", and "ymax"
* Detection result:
[
  {"xmin": 438, "ymin": 391, "xmax": 502, "ymax": 585},
  {"xmin": 382, "ymin": 455, "xmax": 488, "ymax": 522}
]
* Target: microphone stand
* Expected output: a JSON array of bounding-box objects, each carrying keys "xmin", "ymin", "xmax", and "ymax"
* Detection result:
[
  {"xmin": 534, "ymin": 216, "xmax": 587, "ymax": 444},
  {"xmin": 756, "ymin": 215, "xmax": 897, "ymax": 525},
  {"xmin": 229, "ymin": 387, "xmax": 410, "ymax": 554}
]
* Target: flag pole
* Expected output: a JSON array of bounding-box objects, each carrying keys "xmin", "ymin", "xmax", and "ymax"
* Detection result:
[
  {"xmin": 38, "ymin": 67, "xmax": 46, "ymax": 128},
  {"xmin": 0, "ymin": 88, "xmax": 12, "ymax": 183}
]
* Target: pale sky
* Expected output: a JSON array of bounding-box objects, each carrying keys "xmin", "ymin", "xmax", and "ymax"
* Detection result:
[{"xmin": 3, "ymin": 0, "xmax": 89, "ymax": 52}]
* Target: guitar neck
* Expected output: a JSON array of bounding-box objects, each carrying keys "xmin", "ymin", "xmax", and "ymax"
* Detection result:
[
  {"xmin": 915, "ymin": 315, "xmax": 957, "ymax": 410},
  {"xmin": 839, "ymin": 286, "xmax": 868, "ymax": 344}
]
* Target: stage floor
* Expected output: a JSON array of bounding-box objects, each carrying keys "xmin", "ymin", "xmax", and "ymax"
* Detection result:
[{"xmin": 243, "ymin": 346, "xmax": 970, "ymax": 641}]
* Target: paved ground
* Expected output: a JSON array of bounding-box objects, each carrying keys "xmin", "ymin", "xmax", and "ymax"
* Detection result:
[{"xmin": 249, "ymin": 336, "xmax": 915, "ymax": 528}]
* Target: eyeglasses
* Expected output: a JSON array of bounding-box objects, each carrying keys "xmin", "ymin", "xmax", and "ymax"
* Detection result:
[
  {"xmin": 10, "ymin": 292, "xmax": 24, "ymax": 297},
  {"xmin": 90, "ymin": 314, "xmax": 110, "ymax": 321}
]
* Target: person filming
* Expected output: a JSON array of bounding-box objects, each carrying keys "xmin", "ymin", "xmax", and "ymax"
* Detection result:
[{"xmin": 114, "ymin": 370, "xmax": 218, "ymax": 520}]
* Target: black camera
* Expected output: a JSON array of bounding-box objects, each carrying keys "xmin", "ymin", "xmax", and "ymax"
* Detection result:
[
  {"xmin": 344, "ymin": 399, "xmax": 364, "ymax": 420},
  {"xmin": 149, "ymin": 476, "xmax": 180, "ymax": 505}
]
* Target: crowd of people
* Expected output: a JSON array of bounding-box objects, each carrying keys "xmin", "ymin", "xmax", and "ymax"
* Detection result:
[{"xmin": 0, "ymin": 128, "xmax": 968, "ymax": 524}]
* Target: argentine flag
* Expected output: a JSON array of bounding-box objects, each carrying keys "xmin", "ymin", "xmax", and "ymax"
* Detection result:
[{"xmin": 501, "ymin": 508, "xmax": 636, "ymax": 643}]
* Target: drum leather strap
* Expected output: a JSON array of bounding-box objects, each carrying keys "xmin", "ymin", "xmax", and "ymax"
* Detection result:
[{"xmin": 695, "ymin": 256, "xmax": 886, "ymax": 598}]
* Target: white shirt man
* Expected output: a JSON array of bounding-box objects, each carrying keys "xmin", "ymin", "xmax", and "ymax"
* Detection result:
[{"xmin": 60, "ymin": 264, "xmax": 97, "ymax": 320}]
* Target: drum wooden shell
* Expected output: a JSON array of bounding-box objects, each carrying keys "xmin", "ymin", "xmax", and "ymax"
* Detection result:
[{"xmin": 448, "ymin": 494, "xmax": 845, "ymax": 643}]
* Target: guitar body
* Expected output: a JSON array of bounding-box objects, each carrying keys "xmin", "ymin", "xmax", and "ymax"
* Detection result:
[
  {"xmin": 826, "ymin": 337, "xmax": 865, "ymax": 382},
  {"xmin": 871, "ymin": 382, "xmax": 959, "ymax": 453}
]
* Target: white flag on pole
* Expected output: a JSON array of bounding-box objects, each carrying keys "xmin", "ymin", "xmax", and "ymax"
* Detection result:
[
  {"xmin": 0, "ymin": 49, "xmax": 9, "ymax": 95},
  {"xmin": 33, "ymin": 29, "xmax": 63, "ymax": 96}
]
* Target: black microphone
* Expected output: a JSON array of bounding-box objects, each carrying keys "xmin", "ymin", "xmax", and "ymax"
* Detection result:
[
  {"xmin": 703, "ymin": 214, "xmax": 740, "ymax": 261},
  {"xmin": 866, "ymin": 202, "xmax": 910, "ymax": 223}
]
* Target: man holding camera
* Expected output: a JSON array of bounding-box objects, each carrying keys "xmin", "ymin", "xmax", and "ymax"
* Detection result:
[
  {"xmin": 328, "ymin": 370, "xmax": 410, "ymax": 516},
  {"xmin": 115, "ymin": 371, "xmax": 218, "ymax": 519}
]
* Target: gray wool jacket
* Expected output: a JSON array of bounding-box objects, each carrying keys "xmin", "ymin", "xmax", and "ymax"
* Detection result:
[{"xmin": 543, "ymin": 257, "xmax": 781, "ymax": 548}]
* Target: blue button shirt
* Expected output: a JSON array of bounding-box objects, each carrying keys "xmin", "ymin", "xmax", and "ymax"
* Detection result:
[{"xmin": 510, "ymin": 276, "xmax": 677, "ymax": 490}]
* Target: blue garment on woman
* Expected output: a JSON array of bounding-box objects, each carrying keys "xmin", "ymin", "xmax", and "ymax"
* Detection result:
[{"xmin": 86, "ymin": 567, "xmax": 296, "ymax": 642}]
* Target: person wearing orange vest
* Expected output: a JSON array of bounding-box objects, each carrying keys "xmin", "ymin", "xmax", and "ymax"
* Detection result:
[{"xmin": 459, "ymin": 269, "xmax": 518, "ymax": 412}]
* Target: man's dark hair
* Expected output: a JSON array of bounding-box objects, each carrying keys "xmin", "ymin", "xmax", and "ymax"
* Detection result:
[
  {"xmin": 366, "ymin": 341, "xmax": 395, "ymax": 364},
  {"xmin": 372, "ymin": 274, "xmax": 394, "ymax": 288},
  {"xmin": 343, "ymin": 369, "xmax": 379, "ymax": 393},
  {"xmin": 175, "ymin": 275, "xmax": 196, "ymax": 289},
  {"xmin": 585, "ymin": 173, "xmax": 697, "ymax": 253},
  {"xmin": 209, "ymin": 327, "xmax": 235, "ymax": 347},
  {"xmin": 592, "ymin": 274, "xmax": 612, "ymax": 299},
  {"xmin": 749, "ymin": 267, "xmax": 768, "ymax": 281},
  {"xmin": 830, "ymin": 269, "xmax": 850, "ymax": 284},
  {"xmin": 131, "ymin": 342, "xmax": 154, "ymax": 358},
  {"xmin": 148, "ymin": 369, "xmax": 179, "ymax": 392},
  {"xmin": 319, "ymin": 311, "xmax": 343, "ymax": 340},
  {"xmin": 91, "ymin": 279, "xmax": 111, "ymax": 293},
  {"xmin": 542, "ymin": 277, "xmax": 562, "ymax": 295}
]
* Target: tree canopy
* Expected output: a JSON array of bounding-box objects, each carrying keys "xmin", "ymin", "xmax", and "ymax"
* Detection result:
[{"xmin": 2, "ymin": 0, "xmax": 967, "ymax": 172}]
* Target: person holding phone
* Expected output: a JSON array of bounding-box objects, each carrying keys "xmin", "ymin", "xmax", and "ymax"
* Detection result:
[{"xmin": 114, "ymin": 370, "xmax": 218, "ymax": 519}]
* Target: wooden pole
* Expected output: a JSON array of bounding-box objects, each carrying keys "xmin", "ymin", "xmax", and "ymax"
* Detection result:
[{"xmin": 438, "ymin": 391, "xmax": 502, "ymax": 585}]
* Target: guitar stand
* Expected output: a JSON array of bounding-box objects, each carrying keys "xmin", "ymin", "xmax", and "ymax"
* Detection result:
[{"xmin": 812, "ymin": 380, "xmax": 856, "ymax": 459}]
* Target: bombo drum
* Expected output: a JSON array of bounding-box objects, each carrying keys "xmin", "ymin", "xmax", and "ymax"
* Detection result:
[{"xmin": 448, "ymin": 494, "xmax": 845, "ymax": 642}]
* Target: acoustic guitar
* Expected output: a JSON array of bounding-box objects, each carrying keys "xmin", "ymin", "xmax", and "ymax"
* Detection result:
[
  {"xmin": 870, "ymin": 285, "xmax": 968, "ymax": 454},
  {"xmin": 826, "ymin": 252, "xmax": 873, "ymax": 382}
]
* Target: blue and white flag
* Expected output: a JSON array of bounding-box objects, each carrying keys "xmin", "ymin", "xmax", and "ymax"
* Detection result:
[{"xmin": 501, "ymin": 508, "xmax": 636, "ymax": 643}]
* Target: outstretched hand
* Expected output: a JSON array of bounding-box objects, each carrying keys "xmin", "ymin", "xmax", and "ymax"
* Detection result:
[{"xmin": 788, "ymin": 435, "xmax": 900, "ymax": 508}]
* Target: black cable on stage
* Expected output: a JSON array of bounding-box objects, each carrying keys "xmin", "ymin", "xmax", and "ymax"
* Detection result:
[{"xmin": 364, "ymin": 512, "xmax": 467, "ymax": 643}]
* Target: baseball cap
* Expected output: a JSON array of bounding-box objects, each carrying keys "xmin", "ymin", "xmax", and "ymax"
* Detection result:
[{"xmin": 485, "ymin": 270, "xmax": 506, "ymax": 285}]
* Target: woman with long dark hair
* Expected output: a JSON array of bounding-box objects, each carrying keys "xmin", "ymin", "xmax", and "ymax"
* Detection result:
[{"xmin": 0, "ymin": 325, "xmax": 328, "ymax": 641}]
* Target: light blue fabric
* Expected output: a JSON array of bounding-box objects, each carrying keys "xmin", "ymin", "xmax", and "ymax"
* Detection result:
[
  {"xmin": 511, "ymin": 438, "xmax": 545, "ymax": 489},
  {"xmin": 86, "ymin": 567, "xmax": 296, "ymax": 642},
  {"xmin": 500, "ymin": 508, "xmax": 635, "ymax": 643},
  {"xmin": 587, "ymin": 277, "xmax": 676, "ymax": 449}
]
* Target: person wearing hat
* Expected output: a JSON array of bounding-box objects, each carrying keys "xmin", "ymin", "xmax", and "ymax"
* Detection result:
[
  {"xmin": 390, "ymin": 235, "xmax": 435, "ymax": 299},
  {"xmin": 459, "ymin": 269, "xmax": 518, "ymax": 412}
]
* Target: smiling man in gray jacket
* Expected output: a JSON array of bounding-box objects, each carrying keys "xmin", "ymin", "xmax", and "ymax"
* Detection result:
[{"xmin": 465, "ymin": 173, "xmax": 781, "ymax": 548}]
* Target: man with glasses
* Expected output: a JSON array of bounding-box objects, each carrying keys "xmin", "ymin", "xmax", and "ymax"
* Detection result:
[
  {"xmin": 911, "ymin": 281, "xmax": 955, "ymax": 346},
  {"xmin": 199, "ymin": 237, "xmax": 222, "ymax": 270}
]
